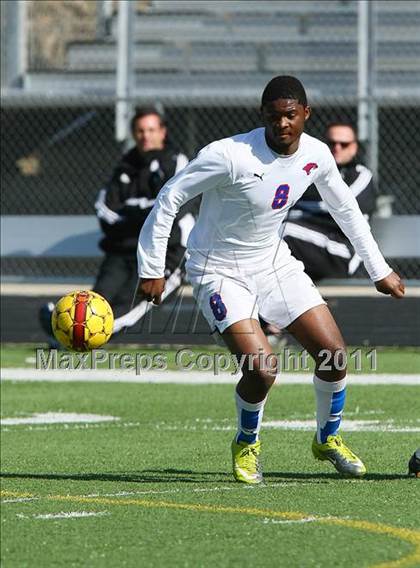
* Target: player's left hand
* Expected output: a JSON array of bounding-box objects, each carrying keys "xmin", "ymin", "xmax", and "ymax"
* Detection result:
[{"xmin": 375, "ymin": 271, "xmax": 405, "ymax": 299}]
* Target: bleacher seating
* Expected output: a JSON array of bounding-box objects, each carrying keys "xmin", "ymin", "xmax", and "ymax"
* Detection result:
[
  {"xmin": 22, "ymin": 0, "xmax": 420, "ymax": 99},
  {"xmin": 67, "ymin": 43, "xmax": 259, "ymax": 73},
  {"xmin": 146, "ymin": 1, "xmax": 419, "ymax": 16}
]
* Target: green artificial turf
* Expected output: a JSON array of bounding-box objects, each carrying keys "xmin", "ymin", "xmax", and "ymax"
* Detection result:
[{"xmin": 1, "ymin": 380, "xmax": 419, "ymax": 567}]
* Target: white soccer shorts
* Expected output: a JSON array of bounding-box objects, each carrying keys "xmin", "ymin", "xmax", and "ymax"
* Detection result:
[{"xmin": 187, "ymin": 254, "xmax": 325, "ymax": 335}]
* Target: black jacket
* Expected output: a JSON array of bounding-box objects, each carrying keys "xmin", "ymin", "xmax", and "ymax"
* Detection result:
[
  {"xmin": 288, "ymin": 158, "xmax": 376, "ymax": 241},
  {"xmin": 95, "ymin": 145, "xmax": 196, "ymax": 273}
]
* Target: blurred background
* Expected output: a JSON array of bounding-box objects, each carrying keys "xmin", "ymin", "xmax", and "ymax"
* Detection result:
[{"xmin": 1, "ymin": 0, "xmax": 419, "ymax": 345}]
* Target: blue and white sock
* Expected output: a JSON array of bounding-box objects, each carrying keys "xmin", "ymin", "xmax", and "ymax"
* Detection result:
[
  {"xmin": 313, "ymin": 375, "xmax": 347, "ymax": 444},
  {"xmin": 235, "ymin": 391, "xmax": 266, "ymax": 444}
]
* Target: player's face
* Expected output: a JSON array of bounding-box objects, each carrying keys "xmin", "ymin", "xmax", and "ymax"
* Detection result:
[
  {"xmin": 262, "ymin": 99, "xmax": 310, "ymax": 155},
  {"xmin": 326, "ymin": 125, "xmax": 358, "ymax": 166},
  {"xmin": 133, "ymin": 114, "xmax": 167, "ymax": 152}
]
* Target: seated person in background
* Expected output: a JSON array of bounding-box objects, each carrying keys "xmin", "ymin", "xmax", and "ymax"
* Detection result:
[{"xmin": 282, "ymin": 122, "xmax": 376, "ymax": 282}]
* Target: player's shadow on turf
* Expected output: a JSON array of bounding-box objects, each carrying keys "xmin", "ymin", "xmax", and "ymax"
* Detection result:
[
  {"xmin": 265, "ymin": 472, "xmax": 411, "ymax": 481},
  {"xmin": 0, "ymin": 470, "xmax": 411, "ymax": 483},
  {"xmin": 0, "ymin": 469, "xmax": 230, "ymax": 484}
]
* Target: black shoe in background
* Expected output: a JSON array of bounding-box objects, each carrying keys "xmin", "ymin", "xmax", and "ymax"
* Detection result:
[
  {"xmin": 39, "ymin": 302, "xmax": 60, "ymax": 349},
  {"xmin": 408, "ymin": 448, "xmax": 420, "ymax": 478}
]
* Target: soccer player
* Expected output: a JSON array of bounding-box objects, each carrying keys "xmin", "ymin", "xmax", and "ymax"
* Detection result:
[
  {"xmin": 283, "ymin": 121, "xmax": 376, "ymax": 281},
  {"xmin": 137, "ymin": 76, "xmax": 405, "ymax": 483}
]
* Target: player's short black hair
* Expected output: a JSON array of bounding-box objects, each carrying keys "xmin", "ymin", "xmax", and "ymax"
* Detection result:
[
  {"xmin": 261, "ymin": 76, "xmax": 307, "ymax": 107},
  {"xmin": 130, "ymin": 107, "xmax": 165, "ymax": 133}
]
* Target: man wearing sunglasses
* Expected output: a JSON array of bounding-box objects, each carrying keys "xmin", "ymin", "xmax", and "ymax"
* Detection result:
[{"xmin": 283, "ymin": 122, "xmax": 376, "ymax": 281}]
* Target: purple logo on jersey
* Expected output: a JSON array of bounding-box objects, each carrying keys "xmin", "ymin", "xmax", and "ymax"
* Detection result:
[
  {"xmin": 303, "ymin": 162, "xmax": 318, "ymax": 175},
  {"xmin": 209, "ymin": 293, "xmax": 227, "ymax": 321}
]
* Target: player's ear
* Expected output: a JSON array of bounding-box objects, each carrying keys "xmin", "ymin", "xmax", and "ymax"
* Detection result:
[{"xmin": 304, "ymin": 106, "xmax": 311, "ymax": 121}]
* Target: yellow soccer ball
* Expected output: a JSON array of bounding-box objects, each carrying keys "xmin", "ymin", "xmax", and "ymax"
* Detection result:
[{"xmin": 51, "ymin": 290, "xmax": 114, "ymax": 351}]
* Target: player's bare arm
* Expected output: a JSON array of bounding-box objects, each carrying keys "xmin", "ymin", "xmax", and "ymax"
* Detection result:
[
  {"xmin": 375, "ymin": 271, "xmax": 405, "ymax": 299},
  {"xmin": 138, "ymin": 277, "xmax": 166, "ymax": 305}
]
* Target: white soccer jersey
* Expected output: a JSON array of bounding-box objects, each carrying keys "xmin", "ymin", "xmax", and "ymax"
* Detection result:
[{"xmin": 138, "ymin": 128, "xmax": 391, "ymax": 282}]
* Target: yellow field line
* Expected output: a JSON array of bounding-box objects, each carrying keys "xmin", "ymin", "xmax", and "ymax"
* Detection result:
[
  {"xmin": 1, "ymin": 490, "xmax": 35, "ymax": 499},
  {"xmin": 2, "ymin": 490, "xmax": 419, "ymax": 568}
]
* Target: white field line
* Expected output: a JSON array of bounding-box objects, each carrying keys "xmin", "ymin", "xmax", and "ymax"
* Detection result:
[
  {"xmin": 2, "ymin": 497, "xmax": 40, "ymax": 503},
  {"xmin": 1, "ymin": 483, "xmax": 322, "ymax": 510},
  {"xmin": 263, "ymin": 419, "xmax": 420, "ymax": 432},
  {"xmin": 1, "ymin": 412, "xmax": 119, "ymax": 426},
  {"xmin": 154, "ymin": 421, "xmax": 420, "ymax": 433},
  {"xmin": 0, "ymin": 478, "xmax": 391, "ymax": 512},
  {"xmin": 83, "ymin": 483, "xmax": 303, "ymax": 501},
  {"xmin": 77, "ymin": 481, "xmax": 391, "ymax": 502},
  {"xmin": 0, "ymin": 421, "xmax": 141, "ymax": 433},
  {"xmin": 2, "ymin": 368, "xmax": 420, "ymax": 385},
  {"xmin": 17, "ymin": 511, "xmax": 110, "ymax": 520},
  {"xmin": 262, "ymin": 516, "xmax": 320, "ymax": 525},
  {"xmin": 2, "ymin": 417, "xmax": 418, "ymax": 434},
  {"xmin": 1, "ymin": 411, "xmax": 419, "ymax": 434},
  {"xmin": 1, "ymin": 484, "xmax": 312, "ymax": 511}
]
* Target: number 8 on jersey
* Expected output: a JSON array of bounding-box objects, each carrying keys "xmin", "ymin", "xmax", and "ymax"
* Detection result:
[{"xmin": 271, "ymin": 184, "xmax": 290, "ymax": 209}]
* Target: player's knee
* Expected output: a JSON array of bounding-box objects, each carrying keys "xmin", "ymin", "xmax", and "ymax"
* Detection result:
[
  {"xmin": 315, "ymin": 342, "xmax": 347, "ymax": 378},
  {"xmin": 243, "ymin": 355, "xmax": 278, "ymax": 391}
]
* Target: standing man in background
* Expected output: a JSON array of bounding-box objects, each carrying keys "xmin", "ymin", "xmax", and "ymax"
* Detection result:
[
  {"xmin": 283, "ymin": 122, "xmax": 376, "ymax": 281},
  {"xmin": 40, "ymin": 107, "xmax": 195, "ymax": 342},
  {"xmin": 93, "ymin": 107, "xmax": 194, "ymax": 328}
]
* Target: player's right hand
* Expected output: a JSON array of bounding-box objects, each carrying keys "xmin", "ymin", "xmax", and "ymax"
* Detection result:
[
  {"xmin": 138, "ymin": 277, "xmax": 166, "ymax": 305},
  {"xmin": 375, "ymin": 271, "xmax": 405, "ymax": 299}
]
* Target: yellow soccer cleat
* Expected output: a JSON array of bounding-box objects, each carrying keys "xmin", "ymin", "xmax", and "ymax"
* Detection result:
[
  {"xmin": 312, "ymin": 434, "xmax": 366, "ymax": 478},
  {"xmin": 231, "ymin": 439, "xmax": 263, "ymax": 484}
]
